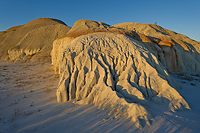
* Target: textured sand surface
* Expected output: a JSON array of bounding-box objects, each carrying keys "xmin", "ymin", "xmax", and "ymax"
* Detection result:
[{"xmin": 0, "ymin": 62, "xmax": 199, "ymax": 133}]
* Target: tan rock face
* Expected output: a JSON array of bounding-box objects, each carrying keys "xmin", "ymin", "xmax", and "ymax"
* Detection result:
[
  {"xmin": 8, "ymin": 24, "xmax": 71, "ymax": 62},
  {"xmin": 50, "ymin": 19, "xmax": 199, "ymax": 128},
  {"xmin": 113, "ymin": 22, "xmax": 200, "ymax": 72},
  {"xmin": 53, "ymin": 19, "xmax": 200, "ymax": 72},
  {"xmin": 53, "ymin": 32, "xmax": 190, "ymax": 128},
  {"xmin": 52, "ymin": 19, "xmax": 153, "ymax": 74},
  {"xmin": 0, "ymin": 18, "xmax": 71, "ymax": 62}
]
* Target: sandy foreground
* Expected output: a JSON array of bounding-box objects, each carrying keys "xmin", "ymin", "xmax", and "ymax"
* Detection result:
[{"xmin": 0, "ymin": 62, "xmax": 199, "ymax": 133}]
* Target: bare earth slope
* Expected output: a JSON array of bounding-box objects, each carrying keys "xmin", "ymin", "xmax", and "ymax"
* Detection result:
[
  {"xmin": 51, "ymin": 19, "xmax": 200, "ymax": 128},
  {"xmin": 113, "ymin": 22, "xmax": 200, "ymax": 72},
  {"xmin": 54, "ymin": 32, "xmax": 190, "ymax": 128},
  {"xmin": 51, "ymin": 19, "xmax": 137, "ymax": 73},
  {"xmin": 0, "ymin": 18, "xmax": 71, "ymax": 62}
]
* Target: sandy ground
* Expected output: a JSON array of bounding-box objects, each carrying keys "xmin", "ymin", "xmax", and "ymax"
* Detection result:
[{"xmin": 0, "ymin": 62, "xmax": 200, "ymax": 133}]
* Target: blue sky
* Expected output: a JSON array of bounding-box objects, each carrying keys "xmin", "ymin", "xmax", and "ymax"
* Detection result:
[{"xmin": 0, "ymin": 0, "xmax": 199, "ymax": 41}]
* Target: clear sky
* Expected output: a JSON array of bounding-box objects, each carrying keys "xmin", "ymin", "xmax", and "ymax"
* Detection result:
[{"xmin": 0, "ymin": 0, "xmax": 199, "ymax": 41}]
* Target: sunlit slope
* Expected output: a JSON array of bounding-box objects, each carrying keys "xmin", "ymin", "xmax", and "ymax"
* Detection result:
[
  {"xmin": 113, "ymin": 22, "xmax": 200, "ymax": 72},
  {"xmin": 0, "ymin": 18, "xmax": 71, "ymax": 61}
]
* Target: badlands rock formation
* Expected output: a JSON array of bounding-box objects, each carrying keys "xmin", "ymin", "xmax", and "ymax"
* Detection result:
[
  {"xmin": 1, "ymin": 18, "xmax": 198, "ymax": 128},
  {"xmin": 0, "ymin": 18, "xmax": 71, "ymax": 62},
  {"xmin": 53, "ymin": 20, "xmax": 200, "ymax": 73},
  {"xmin": 52, "ymin": 20, "xmax": 192, "ymax": 127},
  {"xmin": 113, "ymin": 23, "xmax": 200, "ymax": 72},
  {"xmin": 63, "ymin": 19, "xmax": 136, "ymax": 38},
  {"xmin": 51, "ymin": 19, "xmax": 137, "ymax": 73}
]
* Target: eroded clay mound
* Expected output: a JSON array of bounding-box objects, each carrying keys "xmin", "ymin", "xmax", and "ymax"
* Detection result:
[
  {"xmin": 8, "ymin": 24, "xmax": 70, "ymax": 62},
  {"xmin": 0, "ymin": 18, "xmax": 71, "ymax": 62},
  {"xmin": 113, "ymin": 22, "xmax": 200, "ymax": 72},
  {"xmin": 52, "ymin": 19, "xmax": 200, "ymax": 73},
  {"xmin": 55, "ymin": 32, "xmax": 190, "ymax": 127},
  {"xmin": 51, "ymin": 19, "xmax": 143, "ymax": 74}
]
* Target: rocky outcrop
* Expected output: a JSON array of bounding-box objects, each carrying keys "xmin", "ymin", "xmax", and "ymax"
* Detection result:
[
  {"xmin": 0, "ymin": 18, "xmax": 71, "ymax": 62},
  {"xmin": 50, "ymin": 19, "xmax": 200, "ymax": 128},
  {"xmin": 52, "ymin": 19, "xmax": 200, "ymax": 73},
  {"xmin": 113, "ymin": 22, "xmax": 200, "ymax": 72},
  {"xmin": 52, "ymin": 19, "xmax": 150, "ymax": 74},
  {"xmin": 54, "ymin": 32, "xmax": 190, "ymax": 128}
]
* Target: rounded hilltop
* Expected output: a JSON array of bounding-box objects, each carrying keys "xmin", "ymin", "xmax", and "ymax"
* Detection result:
[
  {"xmin": 24, "ymin": 17, "xmax": 67, "ymax": 27},
  {"xmin": 60, "ymin": 19, "xmax": 136, "ymax": 38},
  {"xmin": 0, "ymin": 17, "xmax": 71, "ymax": 62}
]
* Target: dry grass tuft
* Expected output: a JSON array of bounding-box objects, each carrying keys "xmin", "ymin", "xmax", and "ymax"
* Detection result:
[
  {"xmin": 150, "ymin": 36, "xmax": 175, "ymax": 47},
  {"xmin": 45, "ymin": 88, "xmax": 51, "ymax": 93}
]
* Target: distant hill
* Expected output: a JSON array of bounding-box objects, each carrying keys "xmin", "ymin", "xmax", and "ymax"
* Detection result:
[{"xmin": 0, "ymin": 18, "xmax": 71, "ymax": 62}]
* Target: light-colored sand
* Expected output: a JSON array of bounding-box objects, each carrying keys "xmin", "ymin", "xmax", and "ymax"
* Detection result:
[{"xmin": 0, "ymin": 62, "xmax": 199, "ymax": 132}]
